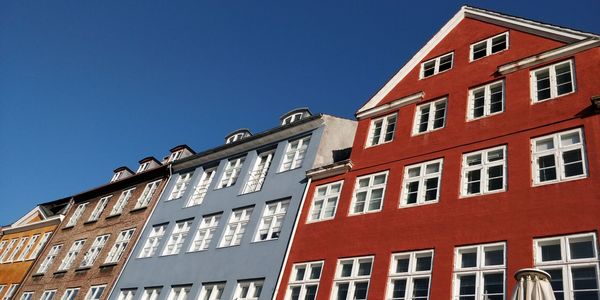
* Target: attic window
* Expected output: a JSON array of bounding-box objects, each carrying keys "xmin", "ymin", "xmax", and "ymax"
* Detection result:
[
  {"xmin": 421, "ymin": 52, "xmax": 453, "ymax": 79},
  {"xmin": 137, "ymin": 162, "xmax": 150, "ymax": 173},
  {"xmin": 282, "ymin": 113, "xmax": 304, "ymax": 125},
  {"xmin": 169, "ymin": 150, "xmax": 183, "ymax": 162},
  {"xmin": 226, "ymin": 133, "xmax": 246, "ymax": 144},
  {"xmin": 471, "ymin": 32, "xmax": 509, "ymax": 61},
  {"xmin": 111, "ymin": 171, "xmax": 122, "ymax": 182}
]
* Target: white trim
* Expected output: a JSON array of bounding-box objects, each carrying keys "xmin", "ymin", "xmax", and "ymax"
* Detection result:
[{"xmin": 356, "ymin": 92, "xmax": 424, "ymax": 120}]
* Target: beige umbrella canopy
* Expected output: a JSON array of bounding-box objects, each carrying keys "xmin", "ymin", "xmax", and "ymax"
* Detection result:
[{"xmin": 512, "ymin": 268, "xmax": 556, "ymax": 300}]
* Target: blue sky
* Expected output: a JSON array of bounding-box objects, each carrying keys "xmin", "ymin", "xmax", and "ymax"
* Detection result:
[{"xmin": 1, "ymin": 1, "xmax": 598, "ymax": 225}]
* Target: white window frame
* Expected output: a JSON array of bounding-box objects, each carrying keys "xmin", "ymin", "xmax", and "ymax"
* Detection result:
[
  {"xmin": 366, "ymin": 113, "xmax": 397, "ymax": 147},
  {"xmin": 331, "ymin": 256, "xmax": 374, "ymax": 300},
  {"xmin": 40, "ymin": 290, "xmax": 57, "ymax": 300},
  {"xmin": 80, "ymin": 234, "xmax": 110, "ymax": 267},
  {"xmin": 110, "ymin": 188, "xmax": 136, "ymax": 216},
  {"xmin": 169, "ymin": 150, "xmax": 183, "ymax": 162},
  {"xmin": 0, "ymin": 241, "xmax": 6, "ymax": 255},
  {"xmin": 242, "ymin": 150, "xmax": 275, "ymax": 194},
  {"xmin": 139, "ymin": 224, "xmax": 167, "ymax": 258},
  {"xmin": 111, "ymin": 171, "xmax": 123, "ymax": 182},
  {"xmin": 386, "ymin": 250, "xmax": 434, "ymax": 300},
  {"xmin": 57, "ymin": 239, "xmax": 86, "ymax": 271},
  {"xmin": 134, "ymin": 180, "xmax": 162, "ymax": 209},
  {"xmin": 199, "ymin": 282, "xmax": 225, "ymax": 300},
  {"xmin": 285, "ymin": 261, "xmax": 323, "ymax": 300},
  {"xmin": 116, "ymin": 289, "xmax": 136, "ymax": 300},
  {"xmin": 308, "ymin": 181, "xmax": 343, "ymax": 223},
  {"xmin": 412, "ymin": 98, "xmax": 447, "ymax": 135},
  {"xmin": 167, "ymin": 285, "xmax": 191, "ymax": 300},
  {"xmin": 420, "ymin": 52, "xmax": 454, "ymax": 79},
  {"xmin": 349, "ymin": 171, "xmax": 388, "ymax": 215},
  {"xmin": 226, "ymin": 133, "xmax": 247, "ymax": 144},
  {"xmin": 280, "ymin": 136, "xmax": 311, "ymax": 172},
  {"xmin": 400, "ymin": 159, "xmax": 443, "ymax": 207},
  {"xmin": 6, "ymin": 237, "xmax": 27, "ymax": 263},
  {"xmin": 282, "ymin": 113, "xmax": 304, "ymax": 125},
  {"xmin": 162, "ymin": 220, "xmax": 193, "ymax": 256},
  {"xmin": 141, "ymin": 287, "xmax": 161, "ymax": 300},
  {"xmin": 470, "ymin": 32, "xmax": 509, "ymax": 61},
  {"xmin": 219, "ymin": 207, "xmax": 253, "ymax": 248},
  {"xmin": 467, "ymin": 80, "xmax": 505, "ymax": 121},
  {"xmin": 0, "ymin": 239, "xmax": 16, "ymax": 262},
  {"xmin": 187, "ymin": 168, "xmax": 216, "ymax": 207},
  {"xmin": 37, "ymin": 244, "xmax": 62, "ymax": 274},
  {"xmin": 105, "ymin": 228, "xmax": 135, "ymax": 263},
  {"xmin": 189, "ymin": 214, "xmax": 221, "ymax": 252},
  {"xmin": 460, "ymin": 146, "xmax": 507, "ymax": 197},
  {"xmin": 19, "ymin": 292, "xmax": 33, "ymax": 300},
  {"xmin": 138, "ymin": 162, "xmax": 150, "ymax": 173},
  {"xmin": 28, "ymin": 232, "xmax": 52, "ymax": 260},
  {"xmin": 2, "ymin": 284, "xmax": 19, "ymax": 300},
  {"xmin": 17, "ymin": 234, "xmax": 39, "ymax": 261},
  {"xmin": 65, "ymin": 203, "xmax": 88, "ymax": 227},
  {"xmin": 88, "ymin": 196, "xmax": 111, "ymax": 222},
  {"xmin": 233, "ymin": 279, "xmax": 264, "ymax": 300},
  {"xmin": 218, "ymin": 157, "xmax": 246, "ymax": 189},
  {"xmin": 168, "ymin": 172, "xmax": 194, "ymax": 200},
  {"xmin": 60, "ymin": 288, "xmax": 79, "ymax": 300},
  {"xmin": 531, "ymin": 128, "xmax": 587, "ymax": 185},
  {"xmin": 84, "ymin": 285, "xmax": 106, "ymax": 300},
  {"xmin": 0, "ymin": 287, "xmax": 4, "ymax": 299},
  {"xmin": 254, "ymin": 200, "xmax": 290, "ymax": 242},
  {"xmin": 531, "ymin": 59, "xmax": 576, "ymax": 103},
  {"xmin": 452, "ymin": 242, "xmax": 506, "ymax": 300}
]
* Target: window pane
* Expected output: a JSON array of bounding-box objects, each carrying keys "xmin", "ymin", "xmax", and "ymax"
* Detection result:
[
  {"xmin": 392, "ymin": 279, "xmax": 407, "ymax": 299},
  {"xmin": 336, "ymin": 283, "xmax": 349, "ymax": 300},
  {"xmin": 536, "ymin": 139, "xmax": 555, "ymax": 151},
  {"xmin": 483, "ymin": 273, "xmax": 504, "ymax": 294},
  {"xmin": 541, "ymin": 243, "xmax": 562, "ymax": 261},
  {"xmin": 570, "ymin": 239, "xmax": 595, "ymax": 259},
  {"xmin": 396, "ymin": 258, "xmax": 410, "ymax": 273},
  {"xmin": 561, "ymin": 132, "xmax": 581, "ymax": 146},
  {"xmin": 555, "ymin": 63, "xmax": 573, "ymax": 96},
  {"xmin": 305, "ymin": 285, "xmax": 317, "ymax": 300},
  {"xmin": 310, "ymin": 265, "xmax": 322, "ymax": 279},
  {"xmin": 544, "ymin": 269, "xmax": 564, "ymax": 300},
  {"xmin": 357, "ymin": 261, "xmax": 372, "ymax": 276},
  {"xmin": 491, "ymin": 35, "xmax": 507, "ymax": 53},
  {"xmin": 488, "ymin": 166, "xmax": 504, "ymax": 191},
  {"xmin": 538, "ymin": 156, "xmax": 557, "ymax": 182},
  {"xmin": 424, "ymin": 178, "xmax": 438, "ymax": 201},
  {"xmin": 473, "ymin": 43, "xmax": 487, "ymax": 60},
  {"xmin": 416, "ymin": 255, "xmax": 432, "ymax": 271},
  {"xmin": 341, "ymin": 263, "xmax": 353, "ymax": 277},
  {"xmin": 439, "ymin": 55, "xmax": 452, "ymax": 71},
  {"xmin": 406, "ymin": 182, "xmax": 419, "ymax": 204},
  {"xmin": 572, "ymin": 267, "xmax": 598, "ymax": 290},
  {"xmin": 412, "ymin": 278, "xmax": 430, "ymax": 298},
  {"xmin": 563, "ymin": 150, "xmax": 584, "ymax": 177},
  {"xmin": 485, "ymin": 249, "xmax": 504, "ymax": 266},
  {"xmin": 473, "ymin": 90, "xmax": 485, "ymax": 118},
  {"xmin": 459, "ymin": 275, "xmax": 476, "ymax": 295},
  {"xmin": 461, "ymin": 252, "xmax": 477, "ymax": 268},
  {"xmin": 353, "ymin": 282, "xmax": 369, "ymax": 300},
  {"xmin": 295, "ymin": 267, "xmax": 306, "ymax": 281},
  {"xmin": 536, "ymin": 70, "xmax": 551, "ymax": 100}
]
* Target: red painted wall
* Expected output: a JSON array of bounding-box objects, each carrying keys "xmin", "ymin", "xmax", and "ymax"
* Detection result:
[{"xmin": 276, "ymin": 17, "xmax": 600, "ymax": 300}]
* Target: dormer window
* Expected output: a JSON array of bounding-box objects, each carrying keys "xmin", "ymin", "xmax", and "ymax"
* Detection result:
[
  {"xmin": 470, "ymin": 32, "xmax": 509, "ymax": 61},
  {"xmin": 280, "ymin": 108, "xmax": 312, "ymax": 126},
  {"xmin": 166, "ymin": 145, "xmax": 195, "ymax": 164},
  {"xmin": 137, "ymin": 162, "xmax": 150, "ymax": 173},
  {"xmin": 224, "ymin": 129, "xmax": 252, "ymax": 145},
  {"xmin": 168, "ymin": 150, "xmax": 182, "ymax": 163},
  {"xmin": 282, "ymin": 113, "xmax": 304, "ymax": 125},
  {"xmin": 420, "ymin": 52, "xmax": 453, "ymax": 79},
  {"xmin": 111, "ymin": 171, "xmax": 122, "ymax": 182}
]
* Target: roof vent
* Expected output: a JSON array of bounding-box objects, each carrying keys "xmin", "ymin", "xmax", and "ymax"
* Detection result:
[
  {"xmin": 280, "ymin": 108, "xmax": 312, "ymax": 126},
  {"xmin": 111, "ymin": 166, "xmax": 134, "ymax": 182},
  {"xmin": 225, "ymin": 129, "xmax": 252, "ymax": 144}
]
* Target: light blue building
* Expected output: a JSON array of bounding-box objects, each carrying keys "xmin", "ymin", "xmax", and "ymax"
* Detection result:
[{"xmin": 109, "ymin": 110, "xmax": 356, "ymax": 300}]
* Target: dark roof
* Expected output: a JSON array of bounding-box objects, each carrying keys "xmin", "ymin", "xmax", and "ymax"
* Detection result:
[
  {"xmin": 139, "ymin": 156, "xmax": 161, "ymax": 164},
  {"xmin": 169, "ymin": 144, "xmax": 196, "ymax": 154}
]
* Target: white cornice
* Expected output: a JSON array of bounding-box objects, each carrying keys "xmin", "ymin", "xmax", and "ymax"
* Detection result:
[
  {"xmin": 306, "ymin": 161, "xmax": 353, "ymax": 180},
  {"xmin": 356, "ymin": 92, "xmax": 424, "ymax": 119},
  {"xmin": 2, "ymin": 215, "xmax": 64, "ymax": 235}
]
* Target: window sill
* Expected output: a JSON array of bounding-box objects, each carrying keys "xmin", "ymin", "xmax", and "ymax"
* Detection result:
[
  {"xmin": 186, "ymin": 249, "xmax": 208, "ymax": 254},
  {"xmin": 306, "ymin": 217, "xmax": 335, "ymax": 224},
  {"xmin": 99, "ymin": 262, "xmax": 118, "ymax": 268},
  {"xmin": 75, "ymin": 266, "xmax": 91, "ymax": 272},
  {"xmin": 62, "ymin": 225, "xmax": 74, "ymax": 230},
  {"xmin": 411, "ymin": 126, "xmax": 445, "ymax": 137},
  {"xmin": 159, "ymin": 253, "xmax": 179, "ymax": 257},
  {"xmin": 216, "ymin": 244, "xmax": 241, "ymax": 250},
  {"xmin": 53, "ymin": 270, "xmax": 67, "ymax": 276},
  {"xmin": 31, "ymin": 273, "xmax": 44, "ymax": 278},
  {"xmin": 364, "ymin": 139, "xmax": 394, "ymax": 149},
  {"xmin": 105, "ymin": 214, "xmax": 121, "ymax": 220},
  {"xmin": 532, "ymin": 175, "xmax": 587, "ymax": 187},
  {"xmin": 469, "ymin": 48, "xmax": 508, "ymax": 63},
  {"xmin": 130, "ymin": 206, "xmax": 147, "ymax": 213},
  {"xmin": 348, "ymin": 209, "xmax": 382, "ymax": 217},
  {"xmin": 251, "ymin": 238, "xmax": 278, "ymax": 244},
  {"xmin": 467, "ymin": 111, "xmax": 505, "ymax": 122},
  {"xmin": 277, "ymin": 166, "xmax": 303, "ymax": 174},
  {"xmin": 459, "ymin": 189, "xmax": 506, "ymax": 199},
  {"xmin": 399, "ymin": 200, "xmax": 439, "ymax": 208},
  {"xmin": 419, "ymin": 67, "xmax": 452, "ymax": 80},
  {"xmin": 83, "ymin": 220, "xmax": 98, "ymax": 225}
]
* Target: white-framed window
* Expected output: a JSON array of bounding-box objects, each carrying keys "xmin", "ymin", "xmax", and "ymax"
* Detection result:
[
  {"xmin": 350, "ymin": 171, "xmax": 388, "ymax": 215},
  {"xmin": 468, "ymin": 80, "xmax": 504, "ymax": 120},
  {"xmin": 141, "ymin": 288, "xmax": 161, "ymax": 300},
  {"xmin": 0, "ymin": 286, "xmax": 4, "ymax": 298},
  {"xmin": 366, "ymin": 114, "xmax": 397, "ymax": 147},
  {"xmin": 199, "ymin": 283, "xmax": 225, "ymax": 300},
  {"xmin": 139, "ymin": 224, "xmax": 167, "ymax": 258},
  {"xmin": 420, "ymin": 52, "xmax": 453, "ymax": 79},
  {"xmin": 65, "ymin": 203, "xmax": 88, "ymax": 227},
  {"xmin": 386, "ymin": 250, "xmax": 434, "ymax": 300},
  {"xmin": 220, "ymin": 207, "xmax": 253, "ymax": 247},
  {"xmin": 234, "ymin": 280, "xmax": 264, "ymax": 300},
  {"xmin": 531, "ymin": 128, "xmax": 587, "ymax": 185},
  {"xmin": 243, "ymin": 151, "xmax": 275, "ymax": 194},
  {"xmin": 6, "ymin": 237, "xmax": 28, "ymax": 262},
  {"xmin": 453, "ymin": 242, "xmax": 506, "ymax": 300},
  {"xmin": 0, "ymin": 239, "xmax": 16, "ymax": 262},
  {"xmin": 105, "ymin": 228, "xmax": 135, "ymax": 263},
  {"xmin": 401, "ymin": 159, "xmax": 443, "ymax": 207},
  {"xmin": 29, "ymin": 232, "xmax": 52, "ymax": 260},
  {"xmin": 280, "ymin": 136, "xmax": 311, "ymax": 172},
  {"xmin": 17, "ymin": 234, "xmax": 39, "ymax": 261},
  {"xmin": 37, "ymin": 244, "xmax": 62, "ymax": 273},
  {"xmin": 0, "ymin": 241, "xmax": 6, "ymax": 255},
  {"xmin": 84, "ymin": 285, "xmax": 106, "ymax": 300},
  {"xmin": 282, "ymin": 113, "xmax": 304, "ymax": 125},
  {"xmin": 226, "ymin": 133, "xmax": 247, "ymax": 144},
  {"xmin": 531, "ymin": 59, "xmax": 575, "ymax": 102},
  {"xmin": 255, "ymin": 200, "xmax": 290, "ymax": 242},
  {"xmin": 163, "ymin": 220, "xmax": 193, "ymax": 256},
  {"xmin": 111, "ymin": 171, "xmax": 123, "ymax": 182},
  {"xmin": 413, "ymin": 98, "xmax": 447, "ymax": 135},
  {"xmin": 60, "ymin": 288, "xmax": 79, "ymax": 300},
  {"xmin": 470, "ymin": 32, "xmax": 509, "ymax": 61},
  {"xmin": 57, "ymin": 239, "xmax": 86, "ymax": 271},
  {"xmin": 169, "ymin": 150, "xmax": 183, "ymax": 162},
  {"xmin": 134, "ymin": 180, "xmax": 162, "ymax": 209},
  {"xmin": 138, "ymin": 162, "xmax": 150, "ymax": 173},
  {"xmin": 189, "ymin": 214, "xmax": 221, "ymax": 252},
  {"xmin": 167, "ymin": 285, "xmax": 191, "ymax": 300},
  {"xmin": 332, "ymin": 256, "xmax": 373, "ymax": 300},
  {"xmin": 461, "ymin": 146, "xmax": 507, "ymax": 197},
  {"xmin": 40, "ymin": 290, "xmax": 57, "ymax": 300},
  {"xmin": 19, "ymin": 292, "xmax": 33, "ymax": 300},
  {"xmin": 2, "ymin": 284, "xmax": 19, "ymax": 300},
  {"xmin": 308, "ymin": 181, "xmax": 343, "ymax": 223},
  {"xmin": 110, "ymin": 188, "xmax": 136, "ymax": 216},
  {"xmin": 218, "ymin": 157, "xmax": 246, "ymax": 189},
  {"xmin": 169, "ymin": 172, "xmax": 194, "ymax": 200},
  {"xmin": 286, "ymin": 261, "xmax": 323, "ymax": 300},
  {"xmin": 80, "ymin": 234, "xmax": 110, "ymax": 267},
  {"xmin": 116, "ymin": 289, "xmax": 136, "ymax": 300},
  {"xmin": 88, "ymin": 196, "xmax": 111, "ymax": 222},
  {"xmin": 534, "ymin": 232, "xmax": 600, "ymax": 300},
  {"xmin": 187, "ymin": 168, "xmax": 216, "ymax": 207}
]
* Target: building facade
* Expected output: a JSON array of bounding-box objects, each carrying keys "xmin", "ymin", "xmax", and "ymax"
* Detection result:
[
  {"xmin": 275, "ymin": 7, "xmax": 600, "ymax": 300},
  {"xmin": 0, "ymin": 199, "xmax": 69, "ymax": 300},
  {"xmin": 109, "ymin": 110, "xmax": 357, "ymax": 300}
]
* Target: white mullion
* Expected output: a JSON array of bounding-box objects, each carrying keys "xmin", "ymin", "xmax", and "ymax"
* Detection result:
[{"xmin": 483, "ymin": 85, "xmax": 491, "ymax": 116}]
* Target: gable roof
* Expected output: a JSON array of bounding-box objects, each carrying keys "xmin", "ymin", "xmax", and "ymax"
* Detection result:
[{"xmin": 356, "ymin": 5, "xmax": 599, "ymax": 117}]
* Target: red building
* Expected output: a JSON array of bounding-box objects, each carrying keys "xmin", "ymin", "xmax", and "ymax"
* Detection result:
[{"xmin": 276, "ymin": 6, "xmax": 600, "ymax": 300}]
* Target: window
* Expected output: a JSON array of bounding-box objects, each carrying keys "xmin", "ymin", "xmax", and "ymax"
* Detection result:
[
  {"xmin": 110, "ymin": 188, "xmax": 136, "ymax": 216},
  {"xmin": 29, "ymin": 232, "xmax": 52, "ymax": 260},
  {"xmin": 19, "ymin": 292, "xmax": 33, "ymax": 300},
  {"xmin": 111, "ymin": 171, "xmax": 123, "ymax": 182},
  {"xmin": 420, "ymin": 53, "xmax": 453, "ymax": 78},
  {"xmin": 167, "ymin": 286, "xmax": 191, "ymax": 300},
  {"xmin": 350, "ymin": 171, "xmax": 388, "ymax": 215},
  {"xmin": 218, "ymin": 157, "xmax": 245, "ymax": 189},
  {"xmin": 105, "ymin": 228, "xmax": 135, "ymax": 263},
  {"xmin": 80, "ymin": 234, "xmax": 110, "ymax": 267},
  {"xmin": 282, "ymin": 113, "xmax": 304, "ymax": 125},
  {"xmin": 367, "ymin": 114, "xmax": 397, "ymax": 147},
  {"xmin": 189, "ymin": 214, "xmax": 221, "ymax": 252},
  {"xmin": 60, "ymin": 289, "xmax": 79, "ymax": 300},
  {"xmin": 6, "ymin": 237, "xmax": 27, "ymax": 262},
  {"xmin": 0, "ymin": 241, "xmax": 6, "ymax": 254},
  {"xmin": 199, "ymin": 283, "xmax": 225, "ymax": 300},
  {"xmin": 401, "ymin": 159, "xmax": 443, "ymax": 207},
  {"xmin": 243, "ymin": 151, "xmax": 274, "ymax": 194},
  {"xmin": 286, "ymin": 261, "xmax": 323, "ymax": 300},
  {"xmin": 332, "ymin": 256, "xmax": 373, "ymax": 300},
  {"xmin": 226, "ymin": 133, "xmax": 247, "ymax": 144},
  {"xmin": 17, "ymin": 234, "xmax": 38, "ymax": 261},
  {"xmin": 40, "ymin": 290, "xmax": 56, "ymax": 300},
  {"xmin": 65, "ymin": 203, "xmax": 88, "ymax": 227},
  {"xmin": 117, "ymin": 289, "xmax": 136, "ymax": 300},
  {"xmin": 187, "ymin": 168, "xmax": 216, "ymax": 207},
  {"xmin": 37, "ymin": 244, "xmax": 62, "ymax": 273},
  {"xmin": 84, "ymin": 285, "xmax": 106, "ymax": 300},
  {"xmin": 169, "ymin": 173, "xmax": 194, "ymax": 200},
  {"xmin": 531, "ymin": 60, "xmax": 575, "ymax": 102},
  {"xmin": 386, "ymin": 250, "xmax": 434, "ymax": 300},
  {"xmin": 169, "ymin": 150, "xmax": 183, "ymax": 162},
  {"xmin": 461, "ymin": 146, "xmax": 506, "ymax": 196},
  {"xmin": 308, "ymin": 181, "xmax": 343, "ymax": 222},
  {"xmin": 0, "ymin": 286, "xmax": 4, "ymax": 298},
  {"xmin": 220, "ymin": 207, "xmax": 253, "ymax": 247},
  {"xmin": 138, "ymin": 162, "xmax": 150, "ymax": 173},
  {"xmin": 163, "ymin": 220, "xmax": 193, "ymax": 256},
  {"xmin": 280, "ymin": 136, "xmax": 311, "ymax": 172},
  {"xmin": 88, "ymin": 196, "xmax": 111, "ymax": 222},
  {"xmin": 234, "ymin": 280, "xmax": 263, "ymax": 300},
  {"xmin": 468, "ymin": 81, "xmax": 504, "ymax": 120},
  {"xmin": 413, "ymin": 98, "xmax": 447, "ymax": 135},
  {"xmin": 139, "ymin": 224, "xmax": 167, "ymax": 258},
  {"xmin": 470, "ymin": 32, "xmax": 508, "ymax": 61},
  {"xmin": 134, "ymin": 180, "xmax": 162, "ymax": 209},
  {"xmin": 141, "ymin": 288, "xmax": 162, "ymax": 300},
  {"xmin": 255, "ymin": 200, "xmax": 290, "ymax": 242},
  {"xmin": 58, "ymin": 239, "xmax": 86, "ymax": 271},
  {"xmin": 453, "ymin": 242, "xmax": 506, "ymax": 300},
  {"xmin": 0, "ymin": 239, "xmax": 16, "ymax": 262},
  {"xmin": 2, "ymin": 285, "xmax": 19, "ymax": 300},
  {"xmin": 534, "ymin": 232, "xmax": 599, "ymax": 300},
  {"xmin": 532, "ymin": 128, "xmax": 587, "ymax": 185}
]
